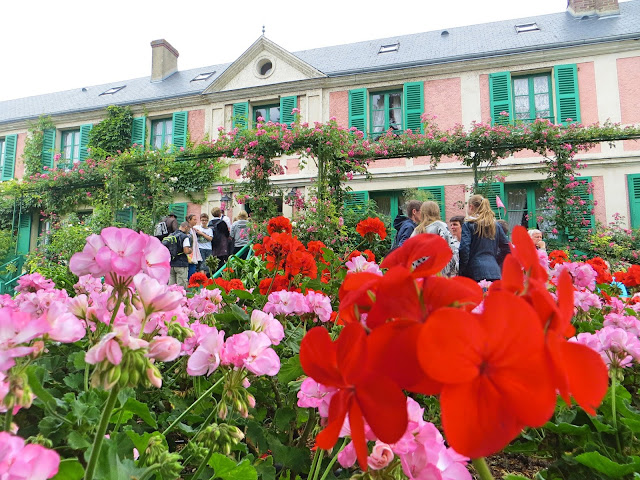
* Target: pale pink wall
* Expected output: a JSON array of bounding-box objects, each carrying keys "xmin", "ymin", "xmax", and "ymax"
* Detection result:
[
  {"xmin": 187, "ymin": 203, "xmax": 201, "ymax": 218},
  {"xmin": 15, "ymin": 132, "xmax": 27, "ymax": 180},
  {"xmin": 591, "ymin": 176, "xmax": 606, "ymax": 226},
  {"xmin": 287, "ymin": 158, "xmax": 300, "ymax": 174},
  {"xmin": 617, "ymin": 57, "xmax": 640, "ymax": 152},
  {"xmin": 369, "ymin": 157, "xmax": 407, "ymax": 169},
  {"xmin": 479, "ymin": 74, "xmax": 490, "ymax": 124},
  {"xmin": 188, "ymin": 109, "xmax": 205, "ymax": 145},
  {"xmin": 445, "ymin": 184, "xmax": 467, "ymax": 221},
  {"xmin": 414, "ymin": 155, "xmax": 434, "ymax": 166},
  {"xmin": 229, "ymin": 163, "xmax": 241, "ymax": 180},
  {"xmin": 577, "ymin": 62, "xmax": 601, "ymax": 154},
  {"xmin": 329, "ymin": 91, "xmax": 349, "ymax": 127},
  {"xmin": 425, "ymin": 78, "xmax": 462, "ymax": 131}
]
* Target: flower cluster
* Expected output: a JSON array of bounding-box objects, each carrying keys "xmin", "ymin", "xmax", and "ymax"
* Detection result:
[
  {"xmin": 299, "ymin": 227, "xmax": 608, "ymax": 468},
  {"xmin": 355, "ymin": 217, "xmax": 387, "ymax": 241},
  {"xmin": 263, "ymin": 290, "xmax": 333, "ymax": 323}
]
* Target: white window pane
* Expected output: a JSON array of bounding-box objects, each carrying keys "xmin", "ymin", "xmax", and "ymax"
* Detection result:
[
  {"xmin": 270, "ymin": 107, "xmax": 280, "ymax": 123},
  {"xmin": 73, "ymin": 145, "xmax": 79, "ymax": 160},
  {"xmin": 534, "ymin": 94, "xmax": 550, "ymax": 113},
  {"xmin": 154, "ymin": 122, "xmax": 163, "ymax": 135},
  {"xmin": 533, "ymin": 76, "xmax": 549, "ymax": 94},
  {"xmin": 372, "ymin": 94, "xmax": 384, "ymax": 109},
  {"xmin": 389, "ymin": 109, "xmax": 402, "ymax": 130},
  {"xmin": 254, "ymin": 108, "xmax": 267, "ymax": 122},
  {"xmin": 515, "ymin": 97, "xmax": 530, "ymax": 114},
  {"xmin": 165, "ymin": 121, "xmax": 173, "ymax": 135},
  {"xmin": 372, "ymin": 110, "xmax": 385, "ymax": 130},
  {"xmin": 165, "ymin": 133, "xmax": 173, "ymax": 146},
  {"xmin": 153, "ymin": 137, "xmax": 162, "ymax": 150},
  {"xmin": 513, "ymin": 78, "xmax": 529, "ymax": 96},
  {"xmin": 389, "ymin": 93, "xmax": 402, "ymax": 109}
]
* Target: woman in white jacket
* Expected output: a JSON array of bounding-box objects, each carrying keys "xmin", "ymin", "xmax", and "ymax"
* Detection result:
[{"xmin": 411, "ymin": 201, "xmax": 459, "ymax": 277}]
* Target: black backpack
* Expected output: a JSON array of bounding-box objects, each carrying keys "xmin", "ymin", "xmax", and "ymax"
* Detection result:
[
  {"xmin": 162, "ymin": 231, "xmax": 186, "ymax": 261},
  {"xmin": 209, "ymin": 218, "xmax": 229, "ymax": 247}
]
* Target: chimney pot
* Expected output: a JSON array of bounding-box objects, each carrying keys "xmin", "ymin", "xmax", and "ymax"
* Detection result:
[
  {"xmin": 567, "ymin": 0, "xmax": 619, "ymax": 17},
  {"xmin": 151, "ymin": 39, "xmax": 179, "ymax": 82}
]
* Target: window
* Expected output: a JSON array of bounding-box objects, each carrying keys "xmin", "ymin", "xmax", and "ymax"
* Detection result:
[
  {"xmin": 0, "ymin": 134, "xmax": 17, "ymax": 182},
  {"xmin": 371, "ymin": 91, "xmax": 403, "ymax": 137},
  {"xmin": 348, "ymin": 82, "xmax": 424, "ymax": 137},
  {"xmin": 514, "ymin": 22, "xmax": 540, "ymax": 33},
  {"xmin": 628, "ymin": 174, "xmax": 640, "ymax": 229},
  {"xmin": 254, "ymin": 104, "xmax": 280, "ymax": 124},
  {"xmin": 489, "ymin": 64, "xmax": 580, "ymax": 126},
  {"xmin": 232, "ymin": 97, "xmax": 297, "ymax": 130},
  {"xmin": 151, "ymin": 119, "xmax": 173, "ymax": 150},
  {"xmin": 191, "ymin": 72, "xmax": 215, "ymax": 81},
  {"xmin": 504, "ymin": 183, "xmax": 554, "ymax": 232},
  {"xmin": 61, "ymin": 130, "xmax": 81, "ymax": 164},
  {"xmin": 513, "ymin": 74, "xmax": 554, "ymax": 123},
  {"xmin": 379, "ymin": 43, "xmax": 399, "ymax": 54},
  {"xmin": 0, "ymin": 138, "xmax": 5, "ymax": 174},
  {"xmin": 100, "ymin": 85, "xmax": 125, "ymax": 95}
]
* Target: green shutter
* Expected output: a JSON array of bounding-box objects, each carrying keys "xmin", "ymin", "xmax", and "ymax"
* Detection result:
[
  {"xmin": 172, "ymin": 111, "xmax": 188, "ymax": 149},
  {"xmin": 79, "ymin": 124, "xmax": 93, "ymax": 162},
  {"xmin": 131, "ymin": 117, "xmax": 146, "ymax": 147},
  {"xmin": 16, "ymin": 213, "xmax": 31, "ymax": 255},
  {"xmin": 418, "ymin": 186, "xmax": 445, "ymax": 220},
  {"xmin": 41, "ymin": 129, "xmax": 56, "ymax": 170},
  {"xmin": 479, "ymin": 182, "xmax": 506, "ymax": 217},
  {"xmin": 629, "ymin": 175, "xmax": 640, "ymax": 229},
  {"xmin": 344, "ymin": 191, "xmax": 369, "ymax": 211},
  {"xmin": 403, "ymin": 82, "xmax": 424, "ymax": 134},
  {"xmin": 232, "ymin": 102, "xmax": 249, "ymax": 130},
  {"xmin": 554, "ymin": 64, "xmax": 581, "ymax": 125},
  {"xmin": 169, "ymin": 202, "xmax": 188, "ymax": 224},
  {"xmin": 574, "ymin": 176, "xmax": 594, "ymax": 232},
  {"xmin": 489, "ymin": 72, "xmax": 512, "ymax": 126},
  {"xmin": 2, "ymin": 134, "xmax": 17, "ymax": 181},
  {"xmin": 115, "ymin": 207, "xmax": 134, "ymax": 225},
  {"xmin": 280, "ymin": 96, "xmax": 298, "ymax": 126},
  {"xmin": 348, "ymin": 89, "xmax": 367, "ymax": 135}
]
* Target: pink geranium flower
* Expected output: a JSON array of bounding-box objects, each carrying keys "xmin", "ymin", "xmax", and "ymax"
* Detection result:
[
  {"xmin": 132, "ymin": 273, "xmax": 183, "ymax": 315},
  {"xmin": 140, "ymin": 234, "xmax": 171, "ymax": 284},
  {"xmin": 147, "ymin": 336, "xmax": 181, "ymax": 362},
  {"xmin": 42, "ymin": 302, "xmax": 86, "ymax": 343},
  {"xmin": 187, "ymin": 328, "xmax": 226, "ymax": 376},
  {"xmin": 0, "ymin": 308, "xmax": 49, "ymax": 373},
  {"xmin": 250, "ymin": 310, "xmax": 284, "ymax": 345},
  {"xmin": 15, "ymin": 273, "xmax": 55, "ymax": 293},
  {"xmin": 0, "ymin": 431, "xmax": 60, "ymax": 480}
]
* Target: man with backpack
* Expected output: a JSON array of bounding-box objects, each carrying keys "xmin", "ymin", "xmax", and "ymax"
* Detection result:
[
  {"xmin": 164, "ymin": 221, "xmax": 192, "ymax": 288},
  {"xmin": 154, "ymin": 212, "xmax": 178, "ymax": 242}
]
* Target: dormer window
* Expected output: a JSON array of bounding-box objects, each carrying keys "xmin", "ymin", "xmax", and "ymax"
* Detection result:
[
  {"xmin": 379, "ymin": 43, "xmax": 399, "ymax": 54},
  {"xmin": 100, "ymin": 86, "xmax": 125, "ymax": 95},
  {"xmin": 192, "ymin": 72, "xmax": 215, "ymax": 81},
  {"xmin": 515, "ymin": 23, "xmax": 540, "ymax": 33}
]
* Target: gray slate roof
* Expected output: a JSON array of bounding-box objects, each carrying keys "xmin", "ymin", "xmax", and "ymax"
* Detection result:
[{"xmin": 2, "ymin": 0, "xmax": 639, "ymax": 125}]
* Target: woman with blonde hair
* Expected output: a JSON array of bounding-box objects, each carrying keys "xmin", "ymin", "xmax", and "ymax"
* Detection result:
[
  {"xmin": 459, "ymin": 194, "xmax": 510, "ymax": 281},
  {"xmin": 411, "ymin": 201, "xmax": 458, "ymax": 277}
]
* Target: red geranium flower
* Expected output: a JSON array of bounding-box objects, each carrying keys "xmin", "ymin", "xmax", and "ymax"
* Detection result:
[
  {"xmin": 285, "ymin": 250, "xmax": 318, "ymax": 279},
  {"xmin": 259, "ymin": 275, "xmax": 291, "ymax": 295},
  {"xmin": 356, "ymin": 217, "xmax": 387, "ymax": 241},
  {"xmin": 307, "ymin": 240, "xmax": 327, "ymax": 260},
  {"xmin": 300, "ymin": 323, "xmax": 408, "ymax": 470},
  {"xmin": 267, "ymin": 216, "xmax": 293, "ymax": 235},
  {"xmin": 380, "ymin": 234, "xmax": 452, "ymax": 279},
  {"xmin": 188, "ymin": 272, "xmax": 210, "ymax": 288},
  {"xmin": 587, "ymin": 257, "xmax": 612, "ymax": 284},
  {"xmin": 548, "ymin": 250, "xmax": 569, "ymax": 268},
  {"xmin": 214, "ymin": 277, "xmax": 245, "ymax": 293},
  {"xmin": 418, "ymin": 292, "xmax": 557, "ymax": 458}
]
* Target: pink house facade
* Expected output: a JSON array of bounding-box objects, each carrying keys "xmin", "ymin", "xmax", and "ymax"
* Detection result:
[{"xmin": 1, "ymin": 0, "xmax": 640, "ymax": 251}]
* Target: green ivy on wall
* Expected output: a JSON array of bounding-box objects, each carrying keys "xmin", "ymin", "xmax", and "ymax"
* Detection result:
[{"xmin": 22, "ymin": 115, "xmax": 55, "ymax": 177}]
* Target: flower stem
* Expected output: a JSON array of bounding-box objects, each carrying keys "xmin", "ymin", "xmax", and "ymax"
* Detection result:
[
  {"xmin": 192, "ymin": 449, "xmax": 214, "ymax": 480},
  {"xmin": 319, "ymin": 439, "xmax": 346, "ymax": 480},
  {"xmin": 3, "ymin": 410, "xmax": 13, "ymax": 432},
  {"xmin": 611, "ymin": 368, "xmax": 622, "ymax": 453},
  {"xmin": 84, "ymin": 387, "xmax": 120, "ymax": 480},
  {"xmin": 296, "ymin": 409, "xmax": 317, "ymax": 447},
  {"xmin": 309, "ymin": 448, "xmax": 325, "ymax": 480},
  {"xmin": 162, "ymin": 376, "xmax": 223, "ymax": 436},
  {"xmin": 472, "ymin": 458, "xmax": 495, "ymax": 480}
]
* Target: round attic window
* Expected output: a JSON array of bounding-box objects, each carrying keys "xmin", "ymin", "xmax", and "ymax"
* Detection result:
[{"xmin": 255, "ymin": 58, "xmax": 275, "ymax": 78}]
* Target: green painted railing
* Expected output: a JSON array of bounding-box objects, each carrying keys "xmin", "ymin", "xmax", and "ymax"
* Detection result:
[
  {"xmin": 0, "ymin": 255, "xmax": 25, "ymax": 295},
  {"xmin": 212, "ymin": 244, "xmax": 252, "ymax": 279}
]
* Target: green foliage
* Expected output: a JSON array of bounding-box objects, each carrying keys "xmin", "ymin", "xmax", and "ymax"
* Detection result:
[
  {"xmin": 0, "ymin": 228, "xmax": 13, "ymax": 260},
  {"xmin": 572, "ymin": 215, "xmax": 640, "ymax": 270},
  {"xmin": 23, "ymin": 115, "xmax": 55, "ymax": 177},
  {"xmin": 87, "ymin": 106, "xmax": 134, "ymax": 158}
]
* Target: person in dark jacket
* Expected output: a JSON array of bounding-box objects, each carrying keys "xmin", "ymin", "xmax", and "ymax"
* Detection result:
[
  {"xmin": 389, "ymin": 200, "xmax": 422, "ymax": 251},
  {"xmin": 459, "ymin": 194, "xmax": 510, "ymax": 282}
]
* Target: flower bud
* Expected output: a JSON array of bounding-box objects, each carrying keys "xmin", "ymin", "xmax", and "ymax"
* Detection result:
[{"xmin": 218, "ymin": 402, "xmax": 228, "ymax": 420}]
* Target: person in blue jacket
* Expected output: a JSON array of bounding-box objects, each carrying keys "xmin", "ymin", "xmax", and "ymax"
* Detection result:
[
  {"xmin": 459, "ymin": 194, "xmax": 510, "ymax": 282},
  {"xmin": 389, "ymin": 200, "xmax": 423, "ymax": 252}
]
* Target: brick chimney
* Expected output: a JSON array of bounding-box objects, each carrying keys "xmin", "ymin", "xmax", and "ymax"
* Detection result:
[
  {"xmin": 567, "ymin": 0, "xmax": 619, "ymax": 17},
  {"xmin": 150, "ymin": 39, "xmax": 179, "ymax": 82}
]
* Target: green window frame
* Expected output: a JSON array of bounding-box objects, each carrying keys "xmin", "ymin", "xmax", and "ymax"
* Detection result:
[
  {"xmin": 629, "ymin": 174, "xmax": 640, "ymax": 229},
  {"xmin": 370, "ymin": 90, "xmax": 403, "ymax": 137},
  {"xmin": 512, "ymin": 74, "xmax": 554, "ymax": 124},
  {"xmin": 0, "ymin": 135, "xmax": 17, "ymax": 181},
  {"xmin": 253, "ymin": 104, "xmax": 280, "ymax": 124},
  {"xmin": 151, "ymin": 118, "xmax": 173, "ymax": 150},
  {"xmin": 61, "ymin": 129, "xmax": 81, "ymax": 164},
  {"xmin": 0, "ymin": 139, "xmax": 5, "ymax": 180},
  {"xmin": 504, "ymin": 182, "xmax": 553, "ymax": 232}
]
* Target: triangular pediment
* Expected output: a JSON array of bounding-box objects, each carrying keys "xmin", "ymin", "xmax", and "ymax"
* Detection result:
[{"xmin": 203, "ymin": 37, "xmax": 326, "ymax": 93}]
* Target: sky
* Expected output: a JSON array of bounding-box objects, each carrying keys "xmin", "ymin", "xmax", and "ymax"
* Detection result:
[{"xmin": 0, "ymin": 0, "xmax": 620, "ymax": 102}]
